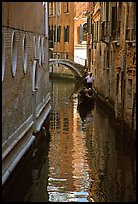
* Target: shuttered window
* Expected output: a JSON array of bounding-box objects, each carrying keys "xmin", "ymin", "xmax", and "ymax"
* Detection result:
[
  {"xmin": 54, "ymin": 25, "xmax": 56, "ymax": 42},
  {"xmin": 93, "ymin": 21, "xmax": 100, "ymax": 42},
  {"xmin": 106, "ymin": 2, "xmax": 109, "ymax": 21},
  {"xmin": 112, "ymin": 6, "xmax": 117, "ymax": 38},
  {"xmin": 64, "ymin": 25, "xmax": 69, "ymax": 42},
  {"xmin": 87, "ymin": 16, "xmax": 92, "ymax": 34},
  {"xmin": 49, "ymin": 25, "xmax": 53, "ymax": 48},
  {"xmin": 57, "ymin": 26, "xmax": 61, "ymax": 42}
]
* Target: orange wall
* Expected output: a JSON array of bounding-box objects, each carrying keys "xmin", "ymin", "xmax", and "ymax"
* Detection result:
[
  {"xmin": 49, "ymin": 2, "xmax": 74, "ymax": 54},
  {"xmin": 2, "ymin": 2, "xmax": 44, "ymax": 34}
]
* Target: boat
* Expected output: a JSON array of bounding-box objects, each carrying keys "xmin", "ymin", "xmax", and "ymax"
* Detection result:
[
  {"xmin": 77, "ymin": 101, "xmax": 94, "ymax": 121},
  {"xmin": 78, "ymin": 87, "xmax": 95, "ymax": 106}
]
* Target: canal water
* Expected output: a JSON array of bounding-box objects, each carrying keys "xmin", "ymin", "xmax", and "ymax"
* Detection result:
[{"xmin": 2, "ymin": 79, "xmax": 136, "ymax": 202}]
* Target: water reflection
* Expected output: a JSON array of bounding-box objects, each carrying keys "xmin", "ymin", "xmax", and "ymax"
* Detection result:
[
  {"xmin": 48, "ymin": 79, "xmax": 136, "ymax": 202},
  {"xmin": 2, "ymin": 79, "xmax": 136, "ymax": 202}
]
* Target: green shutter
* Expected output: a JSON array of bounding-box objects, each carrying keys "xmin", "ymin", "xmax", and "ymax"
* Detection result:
[
  {"xmin": 64, "ymin": 26, "xmax": 66, "ymax": 42},
  {"xmin": 54, "ymin": 25, "xmax": 56, "ymax": 42},
  {"xmin": 58, "ymin": 26, "xmax": 61, "ymax": 42},
  {"xmin": 67, "ymin": 25, "xmax": 69, "ymax": 42}
]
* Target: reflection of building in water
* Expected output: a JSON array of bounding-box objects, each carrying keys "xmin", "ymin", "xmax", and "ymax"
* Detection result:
[
  {"xmin": 86, "ymin": 105, "xmax": 136, "ymax": 202},
  {"xmin": 48, "ymin": 81, "xmax": 92, "ymax": 201},
  {"xmin": 71, "ymin": 101, "xmax": 90, "ymax": 191},
  {"xmin": 49, "ymin": 81, "xmax": 75, "ymax": 193}
]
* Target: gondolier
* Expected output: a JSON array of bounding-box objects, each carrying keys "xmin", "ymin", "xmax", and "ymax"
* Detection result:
[{"xmin": 85, "ymin": 72, "xmax": 95, "ymax": 89}]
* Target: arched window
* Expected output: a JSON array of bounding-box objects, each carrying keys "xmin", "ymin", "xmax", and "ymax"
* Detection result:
[
  {"xmin": 79, "ymin": 23, "xmax": 87, "ymax": 43},
  {"xmin": 11, "ymin": 31, "xmax": 17, "ymax": 77},
  {"xmin": 83, "ymin": 23, "xmax": 87, "ymax": 41}
]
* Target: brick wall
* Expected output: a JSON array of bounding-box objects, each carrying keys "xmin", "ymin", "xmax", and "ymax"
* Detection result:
[{"xmin": 2, "ymin": 27, "xmax": 50, "ymax": 147}]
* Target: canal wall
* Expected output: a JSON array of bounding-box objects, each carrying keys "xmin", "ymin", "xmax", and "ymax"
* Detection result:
[
  {"xmin": 93, "ymin": 85, "xmax": 136, "ymax": 140},
  {"xmin": 2, "ymin": 2, "xmax": 51, "ymax": 185},
  {"xmin": 86, "ymin": 3, "xmax": 136, "ymax": 136}
]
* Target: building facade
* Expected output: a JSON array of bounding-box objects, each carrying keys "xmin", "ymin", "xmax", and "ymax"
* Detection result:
[
  {"xmin": 2, "ymin": 2, "xmax": 51, "ymax": 185},
  {"xmin": 74, "ymin": 2, "xmax": 89, "ymax": 66},
  {"xmin": 48, "ymin": 2, "xmax": 75, "ymax": 77},
  {"xmin": 86, "ymin": 2, "xmax": 136, "ymax": 132}
]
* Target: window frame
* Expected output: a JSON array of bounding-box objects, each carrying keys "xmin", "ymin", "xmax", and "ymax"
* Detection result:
[{"xmin": 63, "ymin": 2, "xmax": 69, "ymax": 13}]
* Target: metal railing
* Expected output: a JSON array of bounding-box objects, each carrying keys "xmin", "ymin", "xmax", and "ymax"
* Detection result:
[{"xmin": 49, "ymin": 49, "xmax": 87, "ymax": 67}]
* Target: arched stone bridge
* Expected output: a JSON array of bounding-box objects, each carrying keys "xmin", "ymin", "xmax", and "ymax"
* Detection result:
[{"xmin": 49, "ymin": 58, "xmax": 88, "ymax": 78}]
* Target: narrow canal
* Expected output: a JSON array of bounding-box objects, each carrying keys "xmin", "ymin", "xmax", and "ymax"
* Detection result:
[{"xmin": 2, "ymin": 79, "xmax": 136, "ymax": 202}]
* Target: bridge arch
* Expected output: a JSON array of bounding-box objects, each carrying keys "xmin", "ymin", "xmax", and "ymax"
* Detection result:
[{"xmin": 49, "ymin": 59, "xmax": 84, "ymax": 77}]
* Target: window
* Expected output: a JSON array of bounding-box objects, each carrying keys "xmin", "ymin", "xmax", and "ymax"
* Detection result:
[
  {"xmin": 127, "ymin": 3, "xmax": 133, "ymax": 30},
  {"xmin": 133, "ymin": 52, "xmax": 136, "ymax": 65},
  {"xmin": 64, "ymin": 25, "xmax": 69, "ymax": 42},
  {"xmin": 107, "ymin": 50, "xmax": 109, "ymax": 68},
  {"xmin": 66, "ymin": 52, "xmax": 68, "ymax": 59},
  {"xmin": 87, "ymin": 16, "xmax": 92, "ymax": 34},
  {"xmin": 93, "ymin": 22, "xmax": 99, "ymax": 42},
  {"xmin": 54, "ymin": 25, "xmax": 56, "ymax": 42},
  {"xmin": 49, "ymin": 25, "xmax": 53, "ymax": 48},
  {"xmin": 53, "ymin": 25, "xmax": 61, "ymax": 43},
  {"xmin": 117, "ymin": 2, "xmax": 122, "ymax": 36},
  {"xmin": 106, "ymin": 2, "xmax": 109, "ymax": 21},
  {"xmin": 83, "ymin": 23, "xmax": 87, "ymax": 41},
  {"xmin": 79, "ymin": 23, "xmax": 87, "ymax": 43},
  {"xmin": 57, "ymin": 2, "xmax": 61, "ymax": 15},
  {"xmin": 63, "ymin": 2, "xmax": 69, "ymax": 13},
  {"xmin": 53, "ymin": 2, "xmax": 56, "ymax": 15},
  {"xmin": 111, "ymin": 6, "xmax": 117, "ymax": 38},
  {"xmin": 11, "ymin": 31, "xmax": 17, "ymax": 77},
  {"xmin": 49, "ymin": 2, "xmax": 54, "ymax": 15},
  {"xmin": 57, "ymin": 26, "xmax": 61, "ymax": 42},
  {"xmin": 132, "ymin": 2, "xmax": 136, "ymax": 41},
  {"xmin": 127, "ymin": 79, "xmax": 132, "ymax": 107},
  {"xmin": 116, "ymin": 73, "xmax": 119, "ymax": 96},
  {"xmin": 22, "ymin": 35, "xmax": 27, "ymax": 74}
]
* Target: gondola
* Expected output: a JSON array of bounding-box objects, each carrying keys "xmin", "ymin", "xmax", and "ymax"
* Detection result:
[
  {"xmin": 77, "ymin": 87, "xmax": 95, "ymax": 121},
  {"xmin": 78, "ymin": 87, "xmax": 95, "ymax": 106}
]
